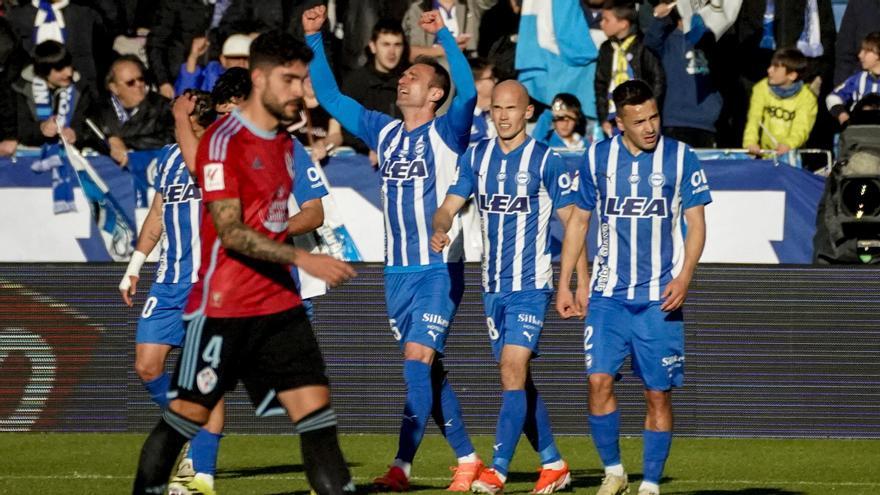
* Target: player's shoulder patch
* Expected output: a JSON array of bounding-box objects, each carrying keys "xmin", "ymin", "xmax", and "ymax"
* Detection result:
[{"xmin": 203, "ymin": 162, "xmax": 225, "ymax": 192}]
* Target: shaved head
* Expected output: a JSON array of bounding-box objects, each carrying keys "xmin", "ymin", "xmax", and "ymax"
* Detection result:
[{"xmin": 491, "ymin": 80, "xmax": 534, "ymax": 148}]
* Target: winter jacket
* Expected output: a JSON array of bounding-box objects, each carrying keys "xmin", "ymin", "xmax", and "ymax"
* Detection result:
[
  {"xmin": 94, "ymin": 91, "xmax": 174, "ymax": 150},
  {"xmin": 595, "ymin": 32, "xmax": 665, "ymax": 123},
  {"xmin": 145, "ymin": 0, "xmax": 213, "ymax": 87},
  {"xmin": 402, "ymin": 0, "xmax": 497, "ymax": 57}
]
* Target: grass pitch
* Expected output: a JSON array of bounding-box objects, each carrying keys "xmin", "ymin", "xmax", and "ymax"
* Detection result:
[{"xmin": 0, "ymin": 433, "xmax": 877, "ymax": 494}]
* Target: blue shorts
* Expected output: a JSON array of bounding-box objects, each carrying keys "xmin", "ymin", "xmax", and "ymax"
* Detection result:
[
  {"xmin": 384, "ymin": 263, "xmax": 464, "ymax": 354},
  {"xmin": 482, "ymin": 289, "xmax": 552, "ymax": 362},
  {"xmin": 136, "ymin": 283, "xmax": 192, "ymax": 346},
  {"xmin": 584, "ymin": 296, "xmax": 685, "ymax": 391}
]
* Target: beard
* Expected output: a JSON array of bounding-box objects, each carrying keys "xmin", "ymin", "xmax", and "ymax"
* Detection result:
[{"xmin": 262, "ymin": 89, "xmax": 300, "ymax": 122}]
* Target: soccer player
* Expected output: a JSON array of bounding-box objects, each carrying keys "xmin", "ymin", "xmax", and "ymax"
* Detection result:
[
  {"xmin": 556, "ymin": 80, "xmax": 711, "ymax": 495},
  {"xmin": 302, "ymin": 5, "xmax": 482, "ymax": 491},
  {"xmin": 431, "ymin": 80, "xmax": 584, "ymax": 494},
  {"xmin": 132, "ymin": 30, "xmax": 357, "ymax": 495}
]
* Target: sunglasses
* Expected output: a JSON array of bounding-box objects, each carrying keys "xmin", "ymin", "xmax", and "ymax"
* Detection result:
[{"xmin": 120, "ymin": 76, "xmax": 145, "ymax": 88}]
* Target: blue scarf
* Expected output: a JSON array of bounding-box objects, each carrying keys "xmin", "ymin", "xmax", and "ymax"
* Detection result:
[
  {"xmin": 797, "ymin": 0, "xmax": 823, "ymax": 58},
  {"xmin": 770, "ymin": 80, "xmax": 803, "ymax": 99},
  {"xmin": 111, "ymin": 94, "xmax": 137, "ymax": 124},
  {"xmin": 32, "ymin": 0, "xmax": 67, "ymax": 44},
  {"xmin": 760, "ymin": 0, "xmax": 776, "ymax": 50},
  {"xmin": 30, "ymin": 78, "xmax": 78, "ymax": 213}
]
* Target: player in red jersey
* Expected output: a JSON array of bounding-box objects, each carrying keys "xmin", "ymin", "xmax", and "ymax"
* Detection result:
[{"xmin": 132, "ymin": 30, "xmax": 357, "ymax": 495}]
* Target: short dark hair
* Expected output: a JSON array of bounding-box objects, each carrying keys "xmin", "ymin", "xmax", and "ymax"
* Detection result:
[
  {"xmin": 469, "ymin": 57, "xmax": 494, "ymax": 81},
  {"xmin": 249, "ymin": 30, "xmax": 313, "ymax": 73},
  {"xmin": 863, "ymin": 32, "xmax": 880, "ymax": 54},
  {"xmin": 552, "ymin": 93, "xmax": 583, "ymax": 118},
  {"xmin": 612, "ymin": 79, "xmax": 655, "ymax": 114},
  {"xmin": 33, "ymin": 41, "xmax": 72, "ymax": 79},
  {"xmin": 371, "ymin": 18, "xmax": 404, "ymax": 42},
  {"xmin": 179, "ymin": 89, "xmax": 217, "ymax": 128},
  {"xmin": 211, "ymin": 67, "xmax": 251, "ymax": 106},
  {"xmin": 771, "ymin": 48, "xmax": 808, "ymax": 80},
  {"xmin": 106, "ymin": 54, "xmax": 146, "ymax": 88},
  {"xmin": 413, "ymin": 55, "xmax": 451, "ymax": 110},
  {"xmin": 602, "ymin": 0, "xmax": 638, "ymax": 25}
]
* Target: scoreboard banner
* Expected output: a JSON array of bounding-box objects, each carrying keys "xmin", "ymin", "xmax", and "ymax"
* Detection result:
[
  {"xmin": 1, "ymin": 263, "xmax": 878, "ymax": 438},
  {"xmin": 0, "ymin": 152, "xmax": 824, "ymax": 263}
]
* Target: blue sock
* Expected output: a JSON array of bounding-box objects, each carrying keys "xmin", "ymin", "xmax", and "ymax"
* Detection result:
[
  {"xmin": 589, "ymin": 410, "xmax": 621, "ymax": 467},
  {"xmin": 432, "ymin": 374, "xmax": 475, "ymax": 458},
  {"xmin": 642, "ymin": 430, "xmax": 672, "ymax": 484},
  {"xmin": 395, "ymin": 360, "xmax": 433, "ymax": 463},
  {"xmin": 191, "ymin": 429, "xmax": 222, "ymax": 476},
  {"xmin": 492, "ymin": 390, "xmax": 527, "ymax": 477},
  {"xmin": 523, "ymin": 384, "xmax": 561, "ymax": 464},
  {"xmin": 143, "ymin": 373, "xmax": 170, "ymax": 409}
]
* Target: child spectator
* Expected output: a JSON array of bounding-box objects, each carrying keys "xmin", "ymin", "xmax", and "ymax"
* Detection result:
[
  {"xmin": 744, "ymin": 48, "xmax": 818, "ymax": 156},
  {"xmin": 644, "ymin": 0, "xmax": 722, "ymax": 148},
  {"xmin": 595, "ymin": 0, "xmax": 664, "ymax": 137},
  {"xmin": 827, "ymin": 32, "xmax": 880, "ymax": 126},
  {"xmin": 540, "ymin": 93, "xmax": 588, "ymax": 151}
]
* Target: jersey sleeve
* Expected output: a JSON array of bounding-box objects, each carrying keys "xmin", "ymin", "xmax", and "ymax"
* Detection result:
[
  {"xmin": 447, "ymin": 147, "xmax": 476, "ymax": 199},
  {"xmin": 433, "ymin": 27, "xmax": 477, "ymax": 153},
  {"xmin": 197, "ymin": 129, "xmax": 240, "ymax": 203},
  {"xmin": 292, "ymin": 138, "xmax": 329, "ymax": 205},
  {"xmin": 542, "ymin": 150, "xmax": 576, "ymax": 210},
  {"xmin": 575, "ymin": 150, "xmax": 598, "ymax": 211},
  {"xmin": 680, "ymin": 146, "xmax": 712, "ymax": 209}
]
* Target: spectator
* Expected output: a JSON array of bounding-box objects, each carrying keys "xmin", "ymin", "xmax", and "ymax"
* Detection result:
[
  {"xmin": 10, "ymin": 40, "xmax": 98, "ymax": 148},
  {"xmin": 403, "ymin": 0, "xmax": 498, "ymax": 62},
  {"xmin": 644, "ymin": 0, "xmax": 722, "ymax": 148},
  {"xmin": 145, "ymin": 0, "xmax": 213, "ymax": 100},
  {"xmin": 595, "ymin": 0, "xmax": 665, "ymax": 137},
  {"xmin": 834, "ymin": 0, "xmax": 880, "ymax": 86},
  {"xmin": 340, "ymin": 18, "xmax": 407, "ymax": 156},
  {"xmin": 336, "ymin": 0, "xmax": 411, "ymax": 71},
  {"xmin": 743, "ymin": 48, "xmax": 817, "ymax": 156},
  {"xmin": 469, "ymin": 57, "xmax": 496, "ymax": 143},
  {"xmin": 287, "ymin": 76, "xmax": 343, "ymax": 163},
  {"xmin": 544, "ymin": 93, "xmax": 588, "ymax": 151},
  {"xmin": 174, "ymin": 33, "xmax": 251, "ymax": 95},
  {"xmin": 7, "ymin": 0, "xmax": 108, "ymax": 87},
  {"xmin": 95, "ymin": 55, "xmax": 174, "ymax": 166},
  {"xmin": 210, "ymin": 66, "xmax": 251, "ymax": 115},
  {"xmin": 827, "ymin": 32, "xmax": 880, "ymax": 127}
]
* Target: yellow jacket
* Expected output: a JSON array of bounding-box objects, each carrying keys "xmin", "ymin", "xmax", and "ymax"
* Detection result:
[{"xmin": 743, "ymin": 78, "xmax": 818, "ymax": 150}]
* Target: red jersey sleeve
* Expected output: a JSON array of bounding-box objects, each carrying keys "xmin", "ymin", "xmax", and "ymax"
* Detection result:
[{"xmin": 197, "ymin": 127, "xmax": 241, "ymax": 203}]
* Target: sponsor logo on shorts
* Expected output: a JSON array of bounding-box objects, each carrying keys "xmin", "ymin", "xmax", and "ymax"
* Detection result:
[
  {"xmin": 517, "ymin": 313, "xmax": 543, "ymax": 327},
  {"xmin": 422, "ymin": 313, "xmax": 450, "ymax": 328},
  {"xmin": 661, "ymin": 354, "xmax": 685, "ymax": 367},
  {"xmin": 522, "ymin": 330, "xmax": 535, "ymax": 343},
  {"xmin": 197, "ymin": 366, "xmax": 218, "ymax": 394}
]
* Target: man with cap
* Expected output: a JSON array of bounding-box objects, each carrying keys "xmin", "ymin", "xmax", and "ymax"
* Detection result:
[{"xmin": 174, "ymin": 33, "xmax": 252, "ymax": 95}]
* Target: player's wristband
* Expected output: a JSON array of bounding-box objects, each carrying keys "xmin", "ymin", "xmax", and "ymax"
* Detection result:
[{"xmin": 119, "ymin": 250, "xmax": 147, "ymax": 291}]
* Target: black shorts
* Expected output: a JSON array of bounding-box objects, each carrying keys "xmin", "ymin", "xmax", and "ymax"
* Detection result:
[{"xmin": 170, "ymin": 306, "xmax": 328, "ymax": 414}]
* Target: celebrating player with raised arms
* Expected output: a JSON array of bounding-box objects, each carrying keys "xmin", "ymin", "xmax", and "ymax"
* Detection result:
[
  {"xmin": 303, "ymin": 5, "xmax": 483, "ymax": 491},
  {"xmin": 557, "ymin": 80, "xmax": 711, "ymax": 495},
  {"xmin": 432, "ymin": 80, "xmax": 588, "ymax": 494}
]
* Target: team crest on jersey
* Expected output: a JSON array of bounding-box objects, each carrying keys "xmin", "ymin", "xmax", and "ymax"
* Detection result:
[
  {"xmin": 628, "ymin": 173, "xmax": 640, "ymax": 185},
  {"xmin": 649, "ymin": 172, "xmax": 666, "ymax": 187},
  {"xmin": 414, "ymin": 138, "xmax": 426, "ymax": 156},
  {"xmin": 604, "ymin": 197, "xmax": 669, "ymax": 217},
  {"xmin": 478, "ymin": 193, "xmax": 530, "ymax": 214},
  {"xmin": 496, "ymin": 171, "xmax": 507, "ymax": 182},
  {"xmin": 262, "ymin": 187, "xmax": 290, "ymax": 233},
  {"xmin": 383, "ymin": 159, "xmax": 428, "ymax": 180},
  {"xmin": 515, "ymin": 171, "xmax": 530, "ymax": 186},
  {"xmin": 162, "ymin": 183, "xmax": 202, "ymax": 204}
]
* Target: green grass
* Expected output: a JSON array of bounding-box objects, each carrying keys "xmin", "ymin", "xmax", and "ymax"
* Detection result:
[{"xmin": 0, "ymin": 434, "xmax": 878, "ymax": 494}]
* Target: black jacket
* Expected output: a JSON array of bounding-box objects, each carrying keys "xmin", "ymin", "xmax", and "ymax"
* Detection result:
[
  {"xmin": 595, "ymin": 33, "xmax": 666, "ymax": 123},
  {"xmin": 11, "ymin": 68, "xmax": 100, "ymax": 147},
  {"xmin": 731, "ymin": 0, "xmax": 836, "ymax": 82},
  {"xmin": 340, "ymin": 63, "xmax": 404, "ymax": 151},
  {"xmin": 833, "ymin": 0, "xmax": 880, "ymax": 85},
  {"xmin": 145, "ymin": 0, "xmax": 213, "ymax": 87},
  {"xmin": 0, "ymin": 17, "xmax": 24, "ymax": 142},
  {"xmin": 95, "ymin": 91, "xmax": 174, "ymax": 150},
  {"xmin": 7, "ymin": 3, "xmax": 107, "ymax": 87}
]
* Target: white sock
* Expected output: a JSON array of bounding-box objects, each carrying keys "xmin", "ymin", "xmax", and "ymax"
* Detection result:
[
  {"xmin": 495, "ymin": 471, "xmax": 508, "ymax": 483},
  {"xmin": 192, "ymin": 473, "xmax": 214, "ymax": 488},
  {"xmin": 392, "ymin": 459, "xmax": 412, "ymax": 478},
  {"xmin": 542, "ymin": 459, "xmax": 566, "ymax": 470},
  {"xmin": 605, "ymin": 464, "xmax": 625, "ymax": 476},
  {"xmin": 639, "ymin": 481, "xmax": 660, "ymax": 494},
  {"xmin": 457, "ymin": 453, "xmax": 478, "ymax": 464}
]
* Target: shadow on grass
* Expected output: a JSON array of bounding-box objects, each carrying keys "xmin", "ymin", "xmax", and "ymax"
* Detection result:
[{"xmin": 218, "ymin": 462, "xmax": 362, "ymax": 479}]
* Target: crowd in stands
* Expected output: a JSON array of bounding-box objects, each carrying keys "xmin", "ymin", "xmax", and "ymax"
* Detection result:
[{"xmin": 0, "ymin": 0, "xmax": 878, "ymax": 165}]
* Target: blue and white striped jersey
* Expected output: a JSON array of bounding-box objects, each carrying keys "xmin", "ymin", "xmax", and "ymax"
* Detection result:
[
  {"xmin": 154, "ymin": 143, "xmax": 201, "ymax": 284},
  {"xmin": 576, "ymin": 135, "xmax": 712, "ymax": 302},
  {"xmin": 306, "ymin": 27, "xmax": 476, "ymax": 272},
  {"xmin": 450, "ymin": 137, "xmax": 575, "ymax": 292},
  {"xmin": 827, "ymin": 70, "xmax": 880, "ymax": 112}
]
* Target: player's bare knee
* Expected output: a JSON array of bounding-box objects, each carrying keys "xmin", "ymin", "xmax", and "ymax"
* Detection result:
[
  {"xmin": 169, "ymin": 399, "xmax": 211, "ymax": 425},
  {"xmin": 498, "ymin": 359, "xmax": 528, "ymax": 390},
  {"xmin": 644, "ymin": 389, "xmax": 672, "ymax": 413},
  {"xmin": 403, "ymin": 342, "xmax": 435, "ymax": 364},
  {"xmin": 588, "ymin": 373, "xmax": 615, "ymax": 398},
  {"xmin": 134, "ymin": 358, "xmax": 163, "ymax": 382}
]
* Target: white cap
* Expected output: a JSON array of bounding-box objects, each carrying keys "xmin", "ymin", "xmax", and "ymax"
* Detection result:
[{"xmin": 222, "ymin": 34, "xmax": 252, "ymax": 57}]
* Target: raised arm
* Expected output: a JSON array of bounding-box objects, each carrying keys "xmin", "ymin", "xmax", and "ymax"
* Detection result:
[{"xmin": 172, "ymin": 93, "xmax": 199, "ymax": 175}]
